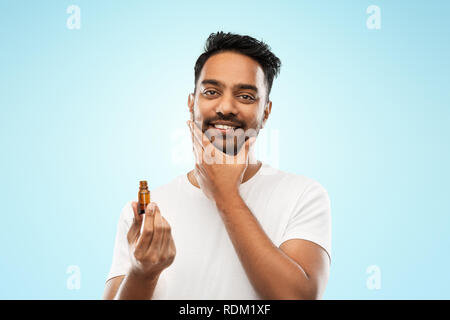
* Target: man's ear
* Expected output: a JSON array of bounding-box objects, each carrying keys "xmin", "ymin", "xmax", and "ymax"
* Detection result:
[
  {"xmin": 188, "ymin": 93, "xmax": 194, "ymax": 120},
  {"xmin": 261, "ymin": 100, "xmax": 272, "ymax": 129}
]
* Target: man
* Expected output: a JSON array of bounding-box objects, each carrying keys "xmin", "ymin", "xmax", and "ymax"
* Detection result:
[{"xmin": 103, "ymin": 31, "xmax": 331, "ymax": 300}]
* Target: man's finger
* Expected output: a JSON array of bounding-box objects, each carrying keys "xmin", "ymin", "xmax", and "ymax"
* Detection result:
[
  {"xmin": 189, "ymin": 119, "xmax": 214, "ymax": 151},
  {"xmin": 191, "ymin": 130, "xmax": 206, "ymax": 164},
  {"xmin": 159, "ymin": 217, "xmax": 171, "ymax": 258},
  {"xmin": 127, "ymin": 201, "xmax": 142, "ymax": 244},
  {"xmin": 192, "ymin": 134, "xmax": 203, "ymax": 164},
  {"xmin": 243, "ymin": 136, "xmax": 256, "ymax": 155},
  {"xmin": 189, "ymin": 121, "xmax": 206, "ymax": 151},
  {"xmin": 188, "ymin": 120, "xmax": 205, "ymax": 164},
  {"xmin": 135, "ymin": 203, "xmax": 155, "ymax": 253},
  {"xmin": 147, "ymin": 204, "xmax": 165, "ymax": 254},
  {"xmin": 132, "ymin": 201, "xmax": 143, "ymax": 224},
  {"xmin": 197, "ymin": 123, "xmax": 213, "ymax": 149},
  {"xmin": 241, "ymin": 136, "xmax": 255, "ymax": 152},
  {"xmin": 235, "ymin": 136, "xmax": 256, "ymax": 165},
  {"xmin": 188, "ymin": 123, "xmax": 199, "ymax": 163}
]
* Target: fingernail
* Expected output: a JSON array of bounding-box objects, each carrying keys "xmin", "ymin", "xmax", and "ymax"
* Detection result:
[{"xmin": 146, "ymin": 202, "xmax": 155, "ymax": 214}]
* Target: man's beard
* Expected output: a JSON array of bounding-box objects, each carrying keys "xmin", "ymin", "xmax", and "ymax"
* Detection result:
[
  {"xmin": 192, "ymin": 111, "xmax": 259, "ymax": 156},
  {"xmin": 205, "ymin": 128, "xmax": 247, "ymax": 156}
]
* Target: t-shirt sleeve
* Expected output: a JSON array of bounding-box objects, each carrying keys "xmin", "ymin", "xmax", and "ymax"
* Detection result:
[
  {"xmin": 279, "ymin": 181, "xmax": 332, "ymax": 262},
  {"xmin": 105, "ymin": 201, "xmax": 134, "ymax": 282}
]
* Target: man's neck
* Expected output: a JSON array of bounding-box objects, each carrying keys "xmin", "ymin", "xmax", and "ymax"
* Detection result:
[{"xmin": 187, "ymin": 160, "xmax": 263, "ymax": 189}]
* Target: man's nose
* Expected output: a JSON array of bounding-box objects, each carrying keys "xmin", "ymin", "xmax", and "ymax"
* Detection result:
[{"xmin": 215, "ymin": 92, "xmax": 238, "ymax": 115}]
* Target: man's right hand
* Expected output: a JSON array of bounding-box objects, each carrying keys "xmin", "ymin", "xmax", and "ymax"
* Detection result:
[{"xmin": 127, "ymin": 201, "xmax": 176, "ymax": 280}]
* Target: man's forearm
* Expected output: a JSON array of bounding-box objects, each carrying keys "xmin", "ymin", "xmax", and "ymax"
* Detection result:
[
  {"xmin": 115, "ymin": 270, "xmax": 160, "ymax": 300},
  {"xmin": 215, "ymin": 193, "xmax": 315, "ymax": 299}
]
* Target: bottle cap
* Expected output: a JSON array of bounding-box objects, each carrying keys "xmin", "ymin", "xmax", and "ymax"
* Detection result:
[{"xmin": 139, "ymin": 180, "xmax": 148, "ymax": 188}]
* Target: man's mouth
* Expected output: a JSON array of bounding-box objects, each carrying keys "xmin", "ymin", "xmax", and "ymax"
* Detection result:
[{"xmin": 207, "ymin": 122, "xmax": 242, "ymax": 135}]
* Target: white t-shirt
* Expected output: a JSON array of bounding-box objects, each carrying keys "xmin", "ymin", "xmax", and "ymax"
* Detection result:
[{"xmin": 106, "ymin": 162, "xmax": 331, "ymax": 299}]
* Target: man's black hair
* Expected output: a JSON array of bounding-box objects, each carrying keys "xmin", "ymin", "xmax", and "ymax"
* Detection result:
[{"xmin": 194, "ymin": 31, "xmax": 281, "ymax": 102}]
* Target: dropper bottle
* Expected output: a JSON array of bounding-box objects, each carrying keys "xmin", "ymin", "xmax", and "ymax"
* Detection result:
[{"xmin": 138, "ymin": 180, "xmax": 150, "ymax": 214}]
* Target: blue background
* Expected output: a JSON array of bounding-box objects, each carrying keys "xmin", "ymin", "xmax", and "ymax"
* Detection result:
[{"xmin": 0, "ymin": 0, "xmax": 449, "ymax": 299}]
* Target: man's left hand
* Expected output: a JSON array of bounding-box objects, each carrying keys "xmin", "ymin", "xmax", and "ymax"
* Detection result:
[{"xmin": 187, "ymin": 120, "xmax": 256, "ymax": 203}]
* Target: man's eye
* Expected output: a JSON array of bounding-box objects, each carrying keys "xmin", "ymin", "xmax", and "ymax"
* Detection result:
[
  {"xmin": 240, "ymin": 95, "xmax": 255, "ymax": 101},
  {"xmin": 204, "ymin": 90, "xmax": 217, "ymax": 96}
]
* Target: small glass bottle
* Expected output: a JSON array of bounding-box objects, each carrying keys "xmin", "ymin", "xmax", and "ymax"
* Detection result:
[{"xmin": 138, "ymin": 180, "xmax": 150, "ymax": 214}]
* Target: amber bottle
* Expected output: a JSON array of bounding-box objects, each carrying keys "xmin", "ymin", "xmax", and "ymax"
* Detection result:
[{"xmin": 138, "ymin": 180, "xmax": 150, "ymax": 214}]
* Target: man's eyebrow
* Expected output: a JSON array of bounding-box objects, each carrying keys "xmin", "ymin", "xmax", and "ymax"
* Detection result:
[
  {"xmin": 201, "ymin": 79, "xmax": 258, "ymax": 93},
  {"xmin": 201, "ymin": 79, "xmax": 223, "ymax": 87},
  {"xmin": 235, "ymin": 83, "xmax": 258, "ymax": 92}
]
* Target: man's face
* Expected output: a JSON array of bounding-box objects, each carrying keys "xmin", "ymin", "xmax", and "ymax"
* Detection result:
[{"xmin": 188, "ymin": 51, "xmax": 272, "ymax": 155}]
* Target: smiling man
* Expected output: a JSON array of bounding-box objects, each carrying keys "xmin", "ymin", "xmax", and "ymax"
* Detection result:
[{"xmin": 103, "ymin": 31, "xmax": 331, "ymax": 300}]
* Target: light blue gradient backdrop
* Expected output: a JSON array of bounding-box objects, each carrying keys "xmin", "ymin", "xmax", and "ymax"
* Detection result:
[{"xmin": 0, "ymin": 1, "xmax": 449, "ymax": 299}]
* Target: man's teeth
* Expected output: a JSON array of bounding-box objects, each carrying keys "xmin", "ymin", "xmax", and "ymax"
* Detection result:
[{"xmin": 213, "ymin": 124, "xmax": 237, "ymax": 130}]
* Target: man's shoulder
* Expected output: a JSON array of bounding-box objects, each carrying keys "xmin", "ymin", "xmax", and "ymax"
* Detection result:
[{"xmin": 258, "ymin": 163, "xmax": 324, "ymax": 193}]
